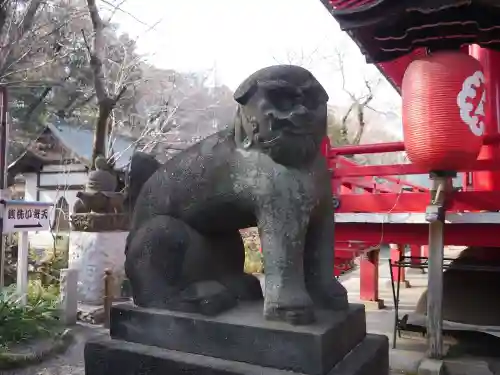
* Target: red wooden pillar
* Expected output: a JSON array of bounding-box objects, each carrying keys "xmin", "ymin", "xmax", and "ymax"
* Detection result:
[
  {"xmin": 469, "ymin": 46, "xmax": 500, "ymax": 191},
  {"xmin": 360, "ymin": 248, "xmax": 385, "ymax": 309},
  {"xmin": 390, "ymin": 244, "xmax": 411, "ymax": 288},
  {"xmin": 410, "ymin": 244, "xmax": 421, "ymax": 267},
  {"xmin": 422, "ymin": 245, "xmax": 429, "ymax": 258}
]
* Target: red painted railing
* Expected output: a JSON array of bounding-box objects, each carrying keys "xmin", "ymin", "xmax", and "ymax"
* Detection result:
[{"xmin": 322, "ymin": 137, "xmax": 429, "ymax": 276}]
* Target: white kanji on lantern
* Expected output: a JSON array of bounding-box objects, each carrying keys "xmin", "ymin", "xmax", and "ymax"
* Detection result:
[{"xmin": 457, "ymin": 70, "xmax": 486, "ymax": 137}]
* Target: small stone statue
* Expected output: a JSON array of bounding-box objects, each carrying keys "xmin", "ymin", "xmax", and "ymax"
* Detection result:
[
  {"xmin": 72, "ymin": 191, "xmax": 124, "ymax": 214},
  {"xmin": 72, "ymin": 155, "xmax": 122, "ymax": 215},
  {"xmin": 86, "ymin": 155, "xmax": 118, "ymax": 193},
  {"xmin": 125, "ymin": 65, "xmax": 348, "ymax": 325}
]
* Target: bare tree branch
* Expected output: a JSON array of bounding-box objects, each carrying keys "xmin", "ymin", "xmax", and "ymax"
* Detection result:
[
  {"xmin": 0, "ymin": 0, "xmax": 44, "ymax": 78},
  {"xmin": 106, "ymin": 0, "xmax": 129, "ymax": 23},
  {"xmin": 334, "ymin": 48, "xmax": 380, "ymax": 146}
]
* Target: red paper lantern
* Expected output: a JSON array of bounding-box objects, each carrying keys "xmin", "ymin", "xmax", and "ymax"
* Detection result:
[{"xmin": 402, "ymin": 51, "xmax": 486, "ymax": 171}]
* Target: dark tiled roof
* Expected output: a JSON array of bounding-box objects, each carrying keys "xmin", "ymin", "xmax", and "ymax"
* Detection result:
[
  {"xmin": 8, "ymin": 120, "xmax": 138, "ymax": 180},
  {"xmin": 48, "ymin": 120, "xmax": 136, "ymax": 169}
]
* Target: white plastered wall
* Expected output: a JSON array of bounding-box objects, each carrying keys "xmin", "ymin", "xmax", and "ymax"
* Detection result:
[{"xmin": 22, "ymin": 163, "xmax": 88, "ymax": 251}]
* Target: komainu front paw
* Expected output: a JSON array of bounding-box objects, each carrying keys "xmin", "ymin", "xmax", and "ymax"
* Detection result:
[
  {"xmin": 264, "ymin": 305, "xmax": 315, "ymax": 325},
  {"xmin": 264, "ymin": 291, "xmax": 315, "ymax": 325},
  {"xmin": 310, "ymin": 279, "xmax": 349, "ymax": 310},
  {"xmin": 177, "ymin": 281, "xmax": 237, "ymax": 316}
]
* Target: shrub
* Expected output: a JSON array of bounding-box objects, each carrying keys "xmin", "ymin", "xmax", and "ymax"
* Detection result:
[
  {"xmin": 27, "ymin": 280, "xmax": 60, "ymax": 307},
  {"xmin": 3, "ymin": 234, "xmax": 18, "ymax": 286},
  {"xmin": 4, "ymin": 232, "xmax": 68, "ymax": 288},
  {"xmin": 0, "ymin": 285, "xmax": 60, "ymax": 348},
  {"xmin": 241, "ymin": 228, "xmax": 264, "ymax": 274}
]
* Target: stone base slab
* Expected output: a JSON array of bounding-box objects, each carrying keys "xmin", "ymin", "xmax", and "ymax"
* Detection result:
[
  {"xmin": 84, "ymin": 333, "xmax": 389, "ymax": 375},
  {"xmin": 109, "ymin": 302, "xmax": 367, "ymax": 375}
]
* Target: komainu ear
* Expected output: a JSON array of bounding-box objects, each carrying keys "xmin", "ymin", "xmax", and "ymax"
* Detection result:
[
  {"xmin": 234, "ymin": 80, "xmax": 258, "ymax": 105},
  {"xmin": 303, "ymin": 79, "xmax": 329, "ymax": 104},
  {"xmin": 314, "ymin": 82, "xmax": 329, "ymax": 104},
  {"xmin": 234, "ymin": 107, "xmax": 254, "ymax": 149}
]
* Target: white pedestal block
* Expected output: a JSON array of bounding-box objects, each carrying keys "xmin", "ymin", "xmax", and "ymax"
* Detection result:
[
  {"xmin": 59, "ymin": 268, "xmax": 78, "ymax": 325},
  {"xmin": 69, "ymin": 231, "xmax": 127, "ymax": 305}
]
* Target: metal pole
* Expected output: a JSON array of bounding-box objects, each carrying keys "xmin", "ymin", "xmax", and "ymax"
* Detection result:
[
  {"xmin": 0, "ymin": 86, "xmax": 8, "ymax": 289},
  {"xmin": 425, "ymin": 173, "xmax": 451, "ymax": 359}
]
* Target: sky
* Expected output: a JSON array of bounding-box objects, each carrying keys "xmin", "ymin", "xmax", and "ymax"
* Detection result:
[{"xmin": 103, "ymin": 0, "xmax": 402, "ymax": 134}]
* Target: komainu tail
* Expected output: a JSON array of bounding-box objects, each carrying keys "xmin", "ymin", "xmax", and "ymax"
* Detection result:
[{"xmin": 124, "ymin": 152, "xmax": 160, "ymax": 212}]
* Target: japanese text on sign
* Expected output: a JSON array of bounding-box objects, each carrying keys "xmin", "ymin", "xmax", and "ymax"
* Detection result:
[
  {"xmin": 7, "ymin": 207, "xmax": 48, "ymax": 221},
  {"xmin": 2, "ymin": 201, "xmax": 53, "ymax": 233}
]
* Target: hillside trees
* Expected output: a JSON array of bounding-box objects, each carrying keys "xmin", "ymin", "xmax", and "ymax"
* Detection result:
[{"xmin": 0, "ymin": 0, "xmax": 235, "ymax": 164}]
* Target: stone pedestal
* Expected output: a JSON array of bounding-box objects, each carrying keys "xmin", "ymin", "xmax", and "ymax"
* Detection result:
[
  {"xmin": 69, "ymin": 231, "xmax": 127, "ymax": 305},
  {"xmin": 59, "ymin": 268, "xmax": 78, "ymax": 325},
  {"xmin": 84, "ymin": 302, "xmax": 389, "ymax": 375}
]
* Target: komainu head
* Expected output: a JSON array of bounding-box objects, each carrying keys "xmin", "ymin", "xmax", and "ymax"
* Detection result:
[{"xmin": 233, "ymin": 65, "xmax": 329, "ymax": 167}]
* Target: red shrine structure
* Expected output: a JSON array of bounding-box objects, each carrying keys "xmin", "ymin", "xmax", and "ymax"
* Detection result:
[{"xmin": 319, "ymin": 0, "xmax": 500, "ymax": 359}]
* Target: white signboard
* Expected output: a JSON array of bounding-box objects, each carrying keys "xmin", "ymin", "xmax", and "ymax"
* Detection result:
[
  {"xmin": 1, "ymin": 200, "xmax": 53, "ymax": 305},
  {"xmin": 1, "ymin": 200, "xmax": 53, "ymax": 233}
]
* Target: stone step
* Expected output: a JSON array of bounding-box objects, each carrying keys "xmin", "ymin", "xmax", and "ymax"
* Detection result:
[{"xmin": 84, "ymin": 333, "xmax": 389, "ymax": 375}]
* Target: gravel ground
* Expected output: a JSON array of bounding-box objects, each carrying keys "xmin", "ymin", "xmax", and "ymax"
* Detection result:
[
  {"xmin": 3, "ymin": 324, "xmax": 107, "ymax": 375},
  {"xmin": 3, "ymin": 323, "xmax": 403, "ymax": 375}
]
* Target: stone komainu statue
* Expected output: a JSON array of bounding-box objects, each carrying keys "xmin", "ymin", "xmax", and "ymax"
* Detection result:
[{"xmin": 124, "ymin": 65, "xmax": 348, "ymax": 325}]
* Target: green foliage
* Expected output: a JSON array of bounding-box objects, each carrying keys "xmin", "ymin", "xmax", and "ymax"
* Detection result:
[
  {"xmin": 32, "ymin": 245, "xmax": 69, "ymax": 287},
  {"xmin": 3, "ymin": 234, "xmax": 19, "ymax": 286},
  {"xmin": 0, "ymin": 285, "xmax": 60, "ymax": 348},
  {"xmin": 27, "ymin": 280, "xmax": 60, "ymax": 308},
  {"xmin": 4, "ymin": 233, "xmax": 68, "ymax": 289}
]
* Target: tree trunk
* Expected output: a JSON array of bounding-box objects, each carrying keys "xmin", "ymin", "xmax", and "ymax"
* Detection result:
[{"xmin": 85, "ymin": 0, "xmax": 126, "ymax": 168}]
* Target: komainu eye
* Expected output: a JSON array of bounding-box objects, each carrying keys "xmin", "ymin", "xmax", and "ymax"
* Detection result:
[
  {"xmin": 302, "ymin": 89, "xmax": 319, "ymax": 109},
  {"xmin": 267, "ymin": 88, "xmax": 300, "ymax": 112}
]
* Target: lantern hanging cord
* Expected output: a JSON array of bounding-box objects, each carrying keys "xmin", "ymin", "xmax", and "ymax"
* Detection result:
[{"xmin": 351, "ymin": 187, "xmax": 406, "ymax": 268}]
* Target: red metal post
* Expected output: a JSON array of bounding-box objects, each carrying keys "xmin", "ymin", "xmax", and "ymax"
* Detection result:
[
  {"xmin": 330, "ymin": 135, "xmax": 500, "ymax": 157},
  {"xmin": 422, "ymin": 245, "xmax": 429, "ymax": 258},
  {"xmin": 331, "ymin": 141, "xmax": 405, "ymax": 156},
  {"xmin": 359, "ymin": 249, "xmax": 385, "ymax": 309}
]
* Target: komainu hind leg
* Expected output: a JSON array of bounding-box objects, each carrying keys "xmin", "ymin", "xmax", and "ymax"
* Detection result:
[
  {"xmin": 125, "ymin": 218, "xmax": 261, "ymax": 315},
  {"xmin": 125, "ymin": 215, "xmax": 235, "ymax": 315},
  {"xmin": 205, "ymin": 231, "xmax": 263, "ymax": 302}
]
